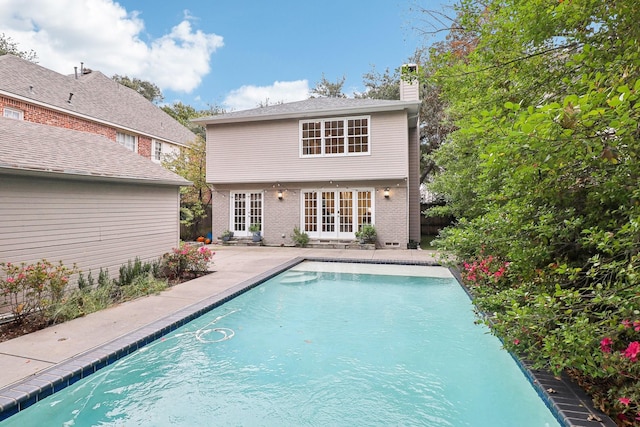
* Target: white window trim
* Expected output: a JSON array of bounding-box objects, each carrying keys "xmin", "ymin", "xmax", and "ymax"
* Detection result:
[
  {"xmin": 300, "ymin": 189, "xmax": 374, "ymax": 239},
  {"xmin": 116, "ymin": 132, "xmax": 137, "ymax": 152},
  {"xmin": 152, "ymin": 139, "xmax": 163, "ymax": 163},
  {"xmin": 299, "ymin": 115, "xmax": 370, "ymax": 158},
  {"xmin": 3, "ymin": 107, "xmax": 24, "ymax": 120},
  {"xmin": 229, "ymin": 191, "xmax": 264, "ymax": 237}
]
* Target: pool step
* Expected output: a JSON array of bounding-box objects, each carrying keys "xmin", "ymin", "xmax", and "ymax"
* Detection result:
[{"xmin": 280, "ymin": 273, "xmax": 318, "ymax": 284}]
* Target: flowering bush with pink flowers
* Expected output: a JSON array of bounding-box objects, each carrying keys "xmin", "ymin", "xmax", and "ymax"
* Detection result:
[
  {"xmin": 462, "ymin": 254, "xmax": 510, "ymax": 289},
  {"xmin": 160, "ymin": 243, "xmax": 214, "ymax": 280},
  {"xmin": 0, "ymin": 260, "xmax": 78, "ymax": 323}
]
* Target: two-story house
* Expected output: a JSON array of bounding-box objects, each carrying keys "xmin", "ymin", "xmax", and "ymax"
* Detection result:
[
  {"xmin": 0, "ymin": 54, "xmax": 196, "ymax": 162},
  {"xmin": 0, "ymin": 54, "xmax": 193, "ymax": 285},
  {"xmin": 195, "ymin": 74, "xmax": 421, "ymax": 248}
]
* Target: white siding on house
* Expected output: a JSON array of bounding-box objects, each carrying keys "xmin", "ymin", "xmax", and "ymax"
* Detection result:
[
  {"xmin": 0, "ymin": 175, "xmax": 180, "ymax": 279},
  {"xmin": 207, "ymin": 111, "xmax": 409, "ymax": 184}
]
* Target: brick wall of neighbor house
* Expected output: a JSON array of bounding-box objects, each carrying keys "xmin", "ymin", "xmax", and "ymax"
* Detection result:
[
  {"xmin": 1, "ymin": 96, "xmax": 155, "ymax": 159},
  {"xmin": 0, "ymin": 174, "xmax": 181, "ymax": 279},
  {"xmin": 263, "ymin": 188, "xmax": 300, "ymax": 246},
  {"xmin": 1, "ymin": 96, "xmax": 115, "ymax": 138},
  {"xmin": 375, "ymin": 185, "xmax": 409, "ymax": 248},
  {"xmin": 138, "ymin": 135, "xmax": 152, "ymax": 158}
]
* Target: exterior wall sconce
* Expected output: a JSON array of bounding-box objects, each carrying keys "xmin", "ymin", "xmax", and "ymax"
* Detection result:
[
  {"xmin": 384, "ymin": 188, "xmax": 390, "ymax": 199},
  {"xmin": 277, "ymin": 190, "xmax": 283, "ymax": 200}
]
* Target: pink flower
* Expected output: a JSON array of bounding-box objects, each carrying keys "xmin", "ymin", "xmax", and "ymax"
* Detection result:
[
  {"xmin": 622, "ymin": 319, "xmax": 632, "ymax": 329},
  {"xmin": 634, "ymin": 320, "xmax": 640, "ymax": 332},
  {"xmin": 600, "ymin": 337, "xmax": 613, "ymax": 353},
  {"xmin": 513, "ymin": 339, "xmax": 520, "ymax": 345},
  {"xmin": 619, "ymin": 397, "xmax": 631, "ymax": 406},
  {"xmin": 6, "ymin": 277, "xmax": 14, "ymax": 283},
  {"xmin": 623, "ymin": 341, "xmax": 640, "ymax": 362}
]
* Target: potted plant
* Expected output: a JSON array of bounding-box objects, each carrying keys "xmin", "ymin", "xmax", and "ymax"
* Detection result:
[
  {"xmin": 249, "ymin": 224, "xmax": 262, "ymax": 242},
  {"xmin": 355, "ymin": 224, "xmax": 377, "ymax": 244},
  {"xmin": 221, "ymin": 229, "xmax": 234, "ymax": 243}
]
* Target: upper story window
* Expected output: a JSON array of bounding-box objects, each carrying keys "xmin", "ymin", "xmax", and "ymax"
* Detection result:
[
  {"xmin": 116, "ymin": 132, "xmax": 137, "ymax": 152},
  {"xmin": 300, "ymin": 116, "xmax": 370, "ymax": 157},
  {"xmin": 3, "ymin": 107, "xmax": 24, "ymax": 120},
  {"xmin": 152, "ymin": 140, "xmax": 163, "ymax": 162}
]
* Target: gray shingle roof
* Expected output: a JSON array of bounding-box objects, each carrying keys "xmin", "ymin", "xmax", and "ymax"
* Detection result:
[
  {"xmin": 0, "ymin": 117, "xmax": 190, "ymax": 185},
  {"xmin": 193, "ymin": 97, "xmax": 421, "ymax": 125},
  {"xmin": 0, "ymin": 55, "xmax": 196, "ymax": 145}
]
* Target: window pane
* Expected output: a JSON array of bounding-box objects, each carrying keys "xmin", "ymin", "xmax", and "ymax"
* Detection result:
[
  {"xmin": 250, "ymin": 193, "xmax": 262, "ymax": 230},
  {"xmin": 304, "ymin": 192, "xmax": 317, "ymax": 232},
  {"xmin": 154, "ymin": 141, "xmax": 162, "ymax": 161},
  {"xmin": 117, "ymin": 132, "xmax": 136, "ymax": 152},
  {"xmin": 234, "ymin": 194, "xmax": 246, "ymax": 232},
  {"xmin": 324, "ymin": 120, "xmax": 344, "ymax": 154},
  {"xmin": 339, "ymin": 191, "xmax": 353, "ymax": 232},
  {"xmin": 348, "ymin": 118, "xmax": 369, "ymax": 153},
  {"xmin": 302, "ymin": 122, "xmax": 322, "ymax": 155},
  {"xmin": 322, "ymin": 192, "xmax": 335, "ymax": 232},
  {"xmin": 358, "ymin": 191, "xmax": 372, "ymax": 226}
]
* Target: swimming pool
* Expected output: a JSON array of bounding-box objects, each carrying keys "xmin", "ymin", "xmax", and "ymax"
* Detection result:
[{"xmin": 2, "ymin": 261, "xmax": 562, "ymax": 426}]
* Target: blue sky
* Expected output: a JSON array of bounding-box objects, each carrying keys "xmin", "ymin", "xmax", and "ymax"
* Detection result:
[{"xmin": 0, "ymin": 0, "xmax": 451, "ymax": 111}]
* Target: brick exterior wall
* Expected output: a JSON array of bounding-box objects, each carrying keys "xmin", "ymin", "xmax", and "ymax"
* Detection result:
[
  {"xmin": 1, "ymin": 95, "xmax": 151, "ymax": 159},
  {"xmin": 374, "ymin": 186, "xmax": 409, "ymax": 248},
  {"xmin": 263, "ymin": 188, "xmax": 300, "ymax": 246},
  {"xmin": 211, "ymin": 183, "xmax": 409, "ymax": 248}
]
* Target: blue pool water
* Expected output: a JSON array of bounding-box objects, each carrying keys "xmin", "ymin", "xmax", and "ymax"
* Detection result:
[{"xmin": 4, "ymin": 262, "xmax": 561, "ymax": 426}]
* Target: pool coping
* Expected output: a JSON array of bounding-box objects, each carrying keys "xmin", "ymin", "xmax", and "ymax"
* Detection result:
[{"xmin": 0, "ymin": 257, "xmax": 616, "ymax": 426}]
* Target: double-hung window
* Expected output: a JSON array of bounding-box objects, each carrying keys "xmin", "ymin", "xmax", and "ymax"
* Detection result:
[
  {"xmin": 116, "ymin": 132, "xmax": 137, "ymax": 152},
  {"xmin": 300, "ymin": 116, "xmax": 369, "ymax": 157},
  {"xmin": 3, "ymin": 107, "xmax": 24, "ymax": 120},
  {"xmin": 152, "ymin": 140, "xmax": 163, "ymax": 162}
]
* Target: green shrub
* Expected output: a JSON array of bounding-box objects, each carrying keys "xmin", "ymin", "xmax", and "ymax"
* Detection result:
[
  {"xmin": 291, "ymin": 227, "xmax": 309, "ymax": 247},
  {"xmin": 0, "ymin": 260, "xmax": 78, "ymax": 323},
  {"xmin": 355, "ymin": 224, "xmax": 377, "ymax": 243},
  {"xmin": 160, "ymin": 243, "xmax": 214, "ymax": 280}
]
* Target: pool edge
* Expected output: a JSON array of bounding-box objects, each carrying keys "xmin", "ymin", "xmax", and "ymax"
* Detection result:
[{"xmin": 0, "ymin": 258, "xmax": 616, "ymax": 426}]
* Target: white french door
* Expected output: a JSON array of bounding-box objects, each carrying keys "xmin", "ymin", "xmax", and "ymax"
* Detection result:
[
  {"xmin": 303, "ymin": 190, "xmax": 373, "ymax": 239},
  {"xmin": 231, "ymin": 192, "xmax": 263, "ymax": 236}
]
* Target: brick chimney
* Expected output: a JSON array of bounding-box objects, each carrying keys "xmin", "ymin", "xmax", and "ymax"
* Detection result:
[{"xmin": 400, "ymin": 64, "xmax": 419, "ymax": 101}]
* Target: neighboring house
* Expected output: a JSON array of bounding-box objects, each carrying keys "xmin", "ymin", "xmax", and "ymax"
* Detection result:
[
  {"xmin": 194, "ymin": 75, "xmax": 421, "ymax": 248},
  {"xmin": 0, "ymin": 54, "xmax": 196, "ymax": 163},
  {"xmin": 0, "ymin": 117, "xmax": 190, "ymax": 279}
]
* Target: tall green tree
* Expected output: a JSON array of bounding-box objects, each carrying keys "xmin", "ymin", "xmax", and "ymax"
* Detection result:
[
  {"xmin": 161, "ymin": 103, "xmax": 223, "ymax": 240},
  {"xmin": 163, "ymin": 135, "xmax": 210, "ymax": 240},
  {"xmin": 427, "ymin": 0, "xmax": 640, "ymax": 421},
  {"xmin": 310, "ymin": 73, "xmax": 347, "ymax": 98},
  {"xmin": 112, "ymin": 74, "xmax": 164, "ymax": 104},
  {"xmin": 0, "ymin": 33, "xmax": 37, "ymax": 61}
]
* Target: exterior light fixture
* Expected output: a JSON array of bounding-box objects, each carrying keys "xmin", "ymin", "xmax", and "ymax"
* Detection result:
[
  {"xmin": 277, "ymin": 190, "xmax": 283, "ymax": 200},
  {"xmin": 384, "ymin": 188, "xmax": 390, "ymax": 199}
]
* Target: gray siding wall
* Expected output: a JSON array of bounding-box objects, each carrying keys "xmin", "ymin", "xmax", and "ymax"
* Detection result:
[
  {"xmin": 0, "ymin": 175, "xmax": 180, "ymax": 279},
  {"xmin": 207, "ymin": 111, "xmax": 409, "ymax": 184}
]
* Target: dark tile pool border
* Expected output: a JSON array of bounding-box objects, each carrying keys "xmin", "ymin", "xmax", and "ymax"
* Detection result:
[{"xmin": 0, "ymin": 257, "xmax": 615, "ymax": 426}]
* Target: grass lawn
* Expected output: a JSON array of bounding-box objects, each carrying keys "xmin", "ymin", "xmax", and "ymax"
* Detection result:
[{"xmin": 420, "ymin": 234, "xmax": 438, "ymax": 250}]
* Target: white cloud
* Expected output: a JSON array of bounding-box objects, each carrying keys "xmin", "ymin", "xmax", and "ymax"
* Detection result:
[
  {"xmin": 0, "ymin": 0, "xmax": 223, "ymax": 93},
  {"xmin": 223, "ymin": 80, "xmax": 310, "ymax": 111}
]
